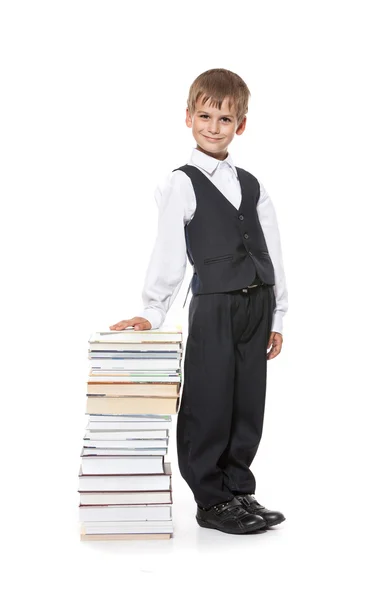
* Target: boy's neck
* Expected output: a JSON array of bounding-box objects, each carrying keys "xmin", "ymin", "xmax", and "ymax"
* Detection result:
[{"xmin": 195, "ymin": 144, "xmax": 229, "ymax": 162}]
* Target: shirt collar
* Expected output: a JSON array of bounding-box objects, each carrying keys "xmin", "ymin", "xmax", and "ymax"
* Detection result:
[{"xmin": 189, "ymin": 147, "xmax": 238, "ymax": 178}]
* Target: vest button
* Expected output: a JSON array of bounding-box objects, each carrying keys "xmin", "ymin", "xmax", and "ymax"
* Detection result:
[
  {"xmin": 248, "ymin": 251, "xmax": 253, "ymax": 257},
  {"xmin": 239, "ymin": 214, "xmax": 244, "ymax": 220},
  {"xmin": 244, "ymin": 233, "xmax": 249, "ymax": 239}
]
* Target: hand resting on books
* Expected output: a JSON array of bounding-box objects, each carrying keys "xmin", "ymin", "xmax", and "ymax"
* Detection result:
[{"xmin": 109, "ymin": 317, "xmax": 152, "ymax": 331}]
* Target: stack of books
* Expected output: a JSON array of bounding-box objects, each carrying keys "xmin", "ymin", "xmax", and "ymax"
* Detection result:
[{"xmin": 79, "ymin": 327, "xmax": 183, "ymax": 541}]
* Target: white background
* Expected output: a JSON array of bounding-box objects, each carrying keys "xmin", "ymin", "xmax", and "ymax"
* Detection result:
[{"xmin": 1, "ymin": 1, "xmax": 378, "ymax": 598}]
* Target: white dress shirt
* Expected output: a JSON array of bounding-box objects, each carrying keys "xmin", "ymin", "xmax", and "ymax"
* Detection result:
[{"xmin": 139, "ymin": 147, "xmax": 288, "ymax": 334}]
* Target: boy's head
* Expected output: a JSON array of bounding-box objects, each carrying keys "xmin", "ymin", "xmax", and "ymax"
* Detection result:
[{"xmin": 186, "ymin": 68, "xmax": 250, "ymax": 160}]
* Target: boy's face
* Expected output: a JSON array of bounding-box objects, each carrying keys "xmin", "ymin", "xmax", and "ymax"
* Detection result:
[{"xmin": 186, "ymin": 94, "xmax": 246, "ymax": 160}]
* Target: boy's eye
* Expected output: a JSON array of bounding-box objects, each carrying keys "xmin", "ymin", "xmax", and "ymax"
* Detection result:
[{"xmin": 200, "ymin": 115, "xmax": 231, "ymax": 122}]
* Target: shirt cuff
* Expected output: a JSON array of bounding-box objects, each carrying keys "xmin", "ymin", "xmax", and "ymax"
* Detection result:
[
  {"xmin": 138, "ymin": 307, "xmax": 165, "ymax": 330},
  {"xmin": 271, "ymin": 310, "xmax": 284, "ymax": 335}
]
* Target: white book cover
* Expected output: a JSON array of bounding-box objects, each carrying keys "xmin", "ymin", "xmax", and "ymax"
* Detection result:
[
  {"xmin": 82, "ymin": 448, "xmax": 167, "ymax": 456},
  {"xmin": 89, "ymin": 329, "xmax": 182, "ymax": 344},
  {"xmin": 87, "ymin": 375, "xmax": 180, "ymax": 382},
  {"xmin": 79, "ymin": 504, "xmax": 172, "ymax": 521},
  {"xmin": 88, "ymin": 351, "xmax": 181, "ymax": 359},
  {"xmin": 89, "ymin": 358, "xmax": 181, "ymax": 370},
  {"xmin": 83, "ymin": 438, "xmax": 168, "ymax": 448},
  {"xmin": 82, "ymin": 520, "xmax": 174, "ymax": 534},
  {"xmin": 84, "ymin": 429, "xmax": 169, "ymax": 440},
  {"xmin": 86, "ymin": 419, "xmax": 172, "ymax": 430},
  {"xmin": 88, "ymin": 342, "xmax": 181, "ymax": 351},
  {"xmin": 88, "ymin": 415, "xmax": 172, "ymax": 422},
  {"xmin": 79, "ymin": 491, "xmax": 171, "ymax": 505},
  {"xmin": 80, "ymin": 453, "xmax": 165, "ymax": 474},
  {"xmin": 78, "ymin": 472, "xmax": 171, "ymax": 492}
]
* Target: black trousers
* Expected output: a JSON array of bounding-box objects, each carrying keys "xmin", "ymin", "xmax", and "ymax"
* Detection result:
[{"xmin": 176, "ymin": 284, "xmax": 276, "ymax": 509}]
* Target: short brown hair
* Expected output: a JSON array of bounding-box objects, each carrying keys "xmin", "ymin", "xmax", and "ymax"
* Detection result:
[{"xmin": 187, "ymin": 68, "xmax": 251, "ymax": 127}]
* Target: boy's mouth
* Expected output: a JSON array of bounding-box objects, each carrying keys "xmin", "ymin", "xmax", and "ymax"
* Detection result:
[{"xmin": 203, "ymin": 135, "xmax": 223, "ymax": 142}]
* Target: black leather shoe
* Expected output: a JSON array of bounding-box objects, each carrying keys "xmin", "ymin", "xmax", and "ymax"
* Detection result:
[
  {"xmin": 234, "ymin": 494, "xmax": 286, "ymax": 527},
  {"xmin": 196, "ymin": 497, "xmax": 267, "ymax": 534}
]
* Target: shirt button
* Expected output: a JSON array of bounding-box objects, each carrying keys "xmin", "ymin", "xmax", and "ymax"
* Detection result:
[
  {"xmin": 244, "ymin": 233, "xmax": 249, "ymax": 239},
  {"xmin": 239, "ymin": 214, "xmax": 244, "ymax": 220}
]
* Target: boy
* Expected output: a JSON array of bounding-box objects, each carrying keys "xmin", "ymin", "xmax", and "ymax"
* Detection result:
[{"xmin": 110, "ymin": 68, "xmax": 288, "ymax": 535}]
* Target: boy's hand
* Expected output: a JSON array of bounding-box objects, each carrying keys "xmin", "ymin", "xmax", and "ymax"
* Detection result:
[
  {"xmin": 109, "ymin": 317, "xmax": 152, "ymax": 331},
  {"xmin": 267, "ymin": 331, "xmax": 283, "ymax": 360}
]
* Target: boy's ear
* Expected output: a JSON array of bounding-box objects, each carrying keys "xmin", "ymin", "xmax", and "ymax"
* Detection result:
[
  {"xmin": 185, "ymin": 107, "xmax": 193, "ymax": 128},
  {"xmin": 235, "ymin": 115, "xmax": 247, "ymax": 135}
]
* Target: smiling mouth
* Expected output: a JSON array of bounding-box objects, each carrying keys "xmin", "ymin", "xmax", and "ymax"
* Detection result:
[{"xmin": 203, "ymin": 135, "xmax": 223, "ymax": 141}]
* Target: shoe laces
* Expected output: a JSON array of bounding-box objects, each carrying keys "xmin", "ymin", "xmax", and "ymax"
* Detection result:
[{"xmin": 229, "ymin": 504, "xmax": 249, "ymax": 517}]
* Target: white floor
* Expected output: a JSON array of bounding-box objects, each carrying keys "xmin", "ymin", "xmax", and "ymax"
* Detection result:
[
  {"xmin": 4, "ymin": 334, "xmax": 377, "ymax": 599},
  {"xmin": 9, "ymin": 409, "xmax": 374, "ymax": 600}
]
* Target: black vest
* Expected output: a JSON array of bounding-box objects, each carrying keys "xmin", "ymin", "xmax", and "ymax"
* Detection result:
[{"xmin": 172, "ymin": 164, "xmax": 275, "ymax": 307}]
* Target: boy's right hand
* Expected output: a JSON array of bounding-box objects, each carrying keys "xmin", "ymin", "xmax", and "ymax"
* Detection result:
[{"xmin": 109, "ymin": 317, "xmax": 152, "ymax": 331}]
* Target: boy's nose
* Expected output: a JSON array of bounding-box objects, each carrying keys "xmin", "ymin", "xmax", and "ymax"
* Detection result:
[{"xmin": 208, "ymin": 121, "xmax": 220, "ymax": 134}]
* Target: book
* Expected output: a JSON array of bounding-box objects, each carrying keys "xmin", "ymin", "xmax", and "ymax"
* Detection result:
[
  {"xmin": 84, "ymin": 430, "xmax": 169, "ymax": 440},
  {"xmin": 80, "ymin": 521, "xmax": 174, "ymax": 536},
  {"xmin": 89, "ymin": 330, "xmax": 182, "ymax": 343},
  {"xmin": 79, "ymin": 490, "xmax": 172, "ymax": 505},
  {"xmin": 78, "ymin": 462, "xmax": 172, "ymax": 491},
  {"xmin": 81, "ymin": 520, "xmax": 174, "ymax": 533},
  {"xmin": 90, "ymin": 358, "xmax": 181, "ymax": 370},
  {"xmin": 85, "ymin": 417, "xmax": 172, "ymax": 430},
  {"xmin": 80, "ymin": 532, "xmax": 172, "ymax": 541},
  {"xmin": 86, "ymin": 396, "xmax": 180, "ymax": 415},
  {"xmin": 87, "ymin": 382, "xmax": 179, "ymax": 395},
  {"xmin": 88, "ymin": 351, "xmax": 182, "ymax": 358},
  {"xmin": 88, "ymin": 414, "xmax": 172, "ymax": 421},
  {"xmin": 83, "ymin": 438, "xmax": 168, "ymax": 448},
  {"xmin": 89, "ymin": 370, "xmax": 179, "ymax": 375},
  {"xmin": 87, "ymin": 380, "xmax": 180, "ymax": 390},
  {"xmin": 88, "ymin": 342, "xmax": 181, "ymax": 351},
  {"xmin": 80, "ymin": 451, "xmax": 165, "ymax": 474},
  {"xmin": 88, "ymin": 375, "xmax": 181, "ymax": 383},
  {"xmin": 82, "ymin": 448, "xmax": 167, "ymax": 456},
  {"xmin": 79, "ymin": 504, "xmax": 172, "ymax": 521}
]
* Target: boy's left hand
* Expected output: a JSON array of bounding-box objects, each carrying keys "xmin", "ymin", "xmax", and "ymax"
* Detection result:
[{"xmin": 267, "ymin": 331, "xmax": 283, "ymax": 360}]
